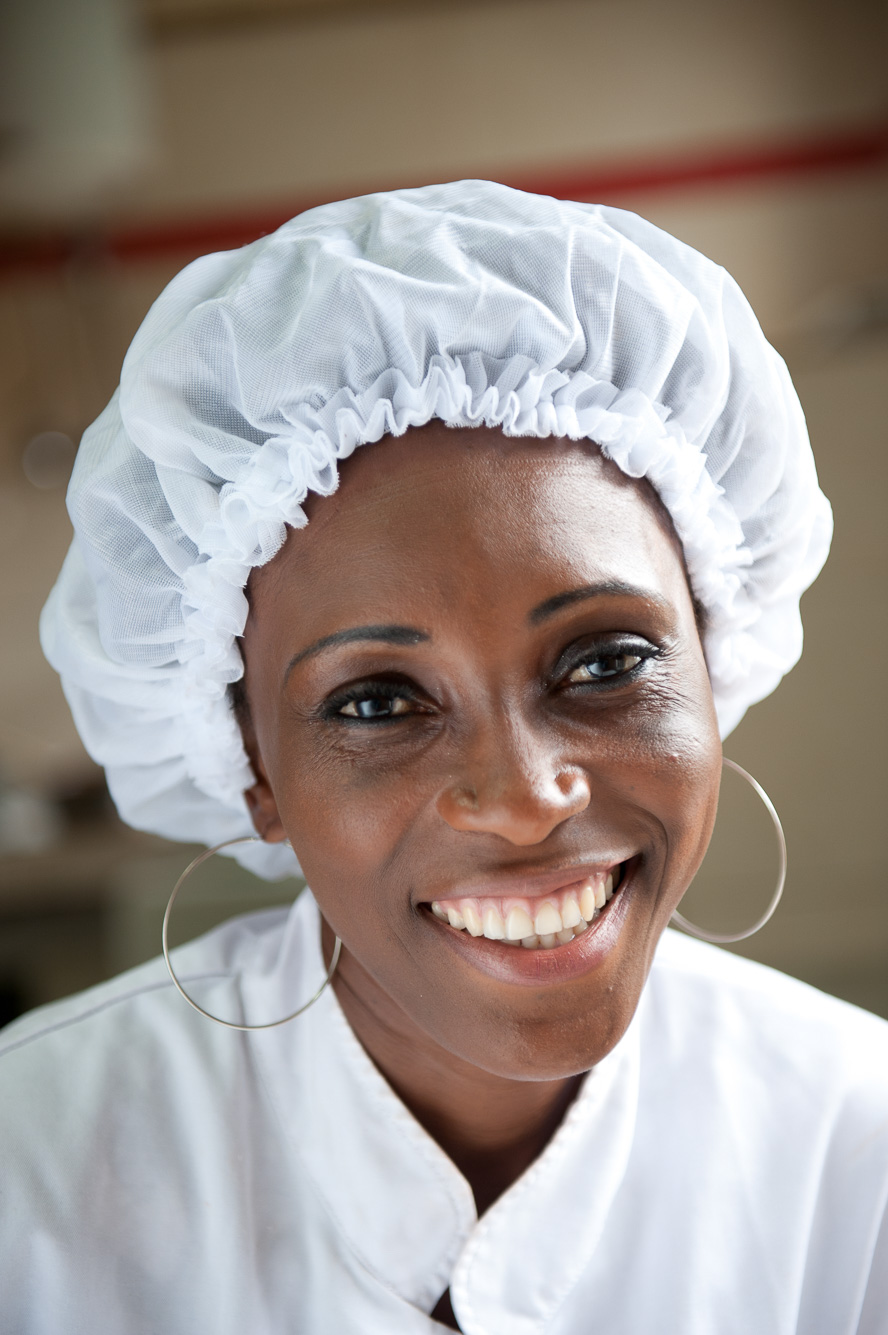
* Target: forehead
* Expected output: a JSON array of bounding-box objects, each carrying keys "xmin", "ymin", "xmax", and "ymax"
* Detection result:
[{"xmin": 253, "ymin": 423, "xmax": 690, "ymax": 623}]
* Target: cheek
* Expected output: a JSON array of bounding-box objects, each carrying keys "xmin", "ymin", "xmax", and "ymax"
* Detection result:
[
  {"xmin": 631, "ymin": 677, "xmax": 722, "ymax": 896},
  {"xmin": 570, "ymin": 639, "xmax": 720, "ymax": 872},
  {"xmin": 268, "ymin": 729, "xmax": 429, "ymax": 912}
]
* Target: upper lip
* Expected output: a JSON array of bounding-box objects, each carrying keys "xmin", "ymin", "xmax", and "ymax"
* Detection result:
[{"xmin": 420, "ymin": 857, "xmax": 631, "ymax": 903}]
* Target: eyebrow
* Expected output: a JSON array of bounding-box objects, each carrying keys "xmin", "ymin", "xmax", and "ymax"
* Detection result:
[
  {"xmin": 284, "ymin": 624, "xmax": 429, "ymax": 679},
  {"xmin": 529, "ymin": 581, "xmax": 671, "ymax": 625},
  {"xmin": 285, "ymin": 584, "xmax": 666, "ymax": 679}
]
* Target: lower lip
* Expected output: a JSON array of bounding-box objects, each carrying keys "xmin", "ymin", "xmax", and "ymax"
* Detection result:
[{"xmin": 425, "ymin": 866, "xmax": 636, "ymax": 988}]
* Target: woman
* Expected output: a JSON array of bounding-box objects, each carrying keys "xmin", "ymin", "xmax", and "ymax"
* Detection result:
[{"xmin": 1, "ymin": 181, "xmax": 885, "ymax": 1333}]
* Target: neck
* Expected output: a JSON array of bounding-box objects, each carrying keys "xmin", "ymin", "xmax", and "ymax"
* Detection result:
[{"xmin": 323, "ymin": 922, "xmax": 583, "ymax": 1216}]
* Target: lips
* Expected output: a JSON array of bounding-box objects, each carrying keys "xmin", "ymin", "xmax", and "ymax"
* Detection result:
[
  {"xmin": 430, "ymin": 867, "xmax": 620, "ymax": 948},
  {"xmin": 420, "ymin": 860, "xmax": 635, "ymax": 986}
]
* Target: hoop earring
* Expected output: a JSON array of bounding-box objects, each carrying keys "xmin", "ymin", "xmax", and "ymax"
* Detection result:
[
  {"xmin": 671, "ymin": 757, "xmax": 787, "ymax": 945},
  {"xmin": 162, "ymin": 836, "xmax": 342, "ymax": 1030}
]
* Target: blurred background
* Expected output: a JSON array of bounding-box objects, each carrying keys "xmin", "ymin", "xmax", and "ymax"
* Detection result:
[{"xmin": 0, "ymin": 0, "xmax": 885, "ymax": 1027}]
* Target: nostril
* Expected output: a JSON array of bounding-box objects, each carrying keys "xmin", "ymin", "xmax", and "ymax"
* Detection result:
[
  {"xmin": 555, "ymin": 769, "xmax": 591, "ymax": 811},
  {"xmin": 437, "ymin": 770, "xmax": 590, "ymax": 845},
  {"xmin": 452, "ymin": 787, "xmax": 480, "ymax": 811}
]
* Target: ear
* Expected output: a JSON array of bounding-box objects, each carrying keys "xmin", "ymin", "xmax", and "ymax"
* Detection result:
[
  {"xmin": 243, "ymin": 754, "xmax": 288, "ymax": 844},
  {"xmin": 235, "ymin": 694, "xmax": 288, "ymax": 844},
  {"xmin": 244, "ymin": 791, "xmax": 288, "ymax": 844}
]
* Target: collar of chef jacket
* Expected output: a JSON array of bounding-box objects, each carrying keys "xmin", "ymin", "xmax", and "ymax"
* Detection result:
[{"xmin": 239, "ymin": 891, "xmax": 641, "ymax": 1335}]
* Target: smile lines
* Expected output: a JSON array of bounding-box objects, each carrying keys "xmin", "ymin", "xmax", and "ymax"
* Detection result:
[{"xmin": 429, "ymin": 869, "xmax": 621, "ymax": 950}]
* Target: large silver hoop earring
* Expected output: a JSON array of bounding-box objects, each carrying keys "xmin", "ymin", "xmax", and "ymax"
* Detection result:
[
  {"xmin": 162, "ymin": 835, "xmax": 342, "ymax": 1030},
  {"xmin": 671, "ymin": 757, "xmax": 787, "ymax": 945}
]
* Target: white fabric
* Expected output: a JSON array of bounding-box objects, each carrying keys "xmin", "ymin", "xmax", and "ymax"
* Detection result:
[
  {"xmin": 39, "ymin": 181, "xmax": 832, "ymax": 878},
  {"xmin": 1, "ymin": 894, "xmax": 885, "ymax": 1334}
]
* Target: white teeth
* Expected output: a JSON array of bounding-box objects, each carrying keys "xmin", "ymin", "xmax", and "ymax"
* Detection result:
[
  {"xmin": 431, "ymin": 866, "xmax": 623, "ymax": 948},
  {"xmin": 579, "ymin": 882, "xmax": 597, "ymax": 921},
  {"xmin": 560, "ymin": 893, "xmax": 582, "ymax": 929},
  {"xmin": 534, "ymin": 902, "xmax": 562, "ymax": 936},
  {"xmin": 463, "ymin": 903, "xmax": 484, "ymax": 936},
  {"xmin": 482, "ymin": 905, "xmax": 506, "ymax": 940},
  {"xmin": 505, "ymin": 906, "xmax": 535, "ymax": 940}
]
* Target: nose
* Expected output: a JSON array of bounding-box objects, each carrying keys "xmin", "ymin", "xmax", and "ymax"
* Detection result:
[{"xmin": 436, "ymin": 719, "xmax": 591, "ymax": 846}]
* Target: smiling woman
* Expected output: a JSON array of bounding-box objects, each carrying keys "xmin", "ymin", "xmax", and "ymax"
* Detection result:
[
  {"xmin": 239, "ymin": 432, "xmax": 719, "ymax": 1097},
  {"xmin": 1, "ymin": 182, "xmax": 886, "ymax": 1334}
]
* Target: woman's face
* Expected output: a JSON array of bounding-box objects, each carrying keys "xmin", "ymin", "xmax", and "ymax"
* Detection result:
[{"xmin": 240, "ymin": 423, "xmax": 721, "ymax": 1080}]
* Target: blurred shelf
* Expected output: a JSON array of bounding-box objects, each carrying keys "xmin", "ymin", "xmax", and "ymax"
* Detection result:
[
  {"xmin": 145, "ymin": 0, "xmax": 500, "ymax": 36},
  {"xmin": 0, "ymin": 819, "xmax": 189, "ymax": 915}
]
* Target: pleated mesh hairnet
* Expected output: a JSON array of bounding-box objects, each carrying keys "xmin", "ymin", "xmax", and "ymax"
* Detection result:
[{"xmin": 41, "ymin": 180, "xmax": 832, "ymax": 878}]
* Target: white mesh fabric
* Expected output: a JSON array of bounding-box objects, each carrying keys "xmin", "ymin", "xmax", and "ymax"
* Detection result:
[{"xmin": 41, "ymin": 181, "xmax": 832, "ymax": 879}]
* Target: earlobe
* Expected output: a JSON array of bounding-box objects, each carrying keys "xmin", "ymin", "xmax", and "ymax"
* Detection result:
[
  {"xmin": 240, "ymin": 724, "xmax": 287, "ymax": 843},
  {"xmin": 243, "ymin": 776, "xmax": 288, "ymax": 843},
  {"xmin": 232, "ymin": 675, "xmax": 287, "ymax": 843}
]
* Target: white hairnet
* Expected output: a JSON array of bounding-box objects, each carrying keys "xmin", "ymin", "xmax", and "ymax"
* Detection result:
[{"xmin": 41, "ymin": 180, "xmax": 832, "ymax": 878}]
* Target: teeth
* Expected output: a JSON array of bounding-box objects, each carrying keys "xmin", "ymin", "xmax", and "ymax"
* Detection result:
[
  {"xmin": 462, "ymin": 903, "xmax": 484, "ymax": 937},
  {"xmin": 579, "ymin": 881, "xmax": 597, "ymax": 921},
  {"xmin": 534, "ymin": 902, "xmax": 562, "ymax": 936},
  {"xmin": 430, "ymin": 866, "xmax": 623, "ymax": 948},
  {"xmin": 560, "ymin": 893, "xmax": 581, "ymax": 929},
  {"xmin": 482, "ymin": 905, "xmax": 506, "ymax": 939},
  {"xmin": 505, "ymin": 906, "xmax": 535, "ymax": 940}
]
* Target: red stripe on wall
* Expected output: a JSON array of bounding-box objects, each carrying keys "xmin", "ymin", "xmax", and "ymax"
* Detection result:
[{"xmin": 3, "ymin": 120, "xmax": 887, "ymax": 276}]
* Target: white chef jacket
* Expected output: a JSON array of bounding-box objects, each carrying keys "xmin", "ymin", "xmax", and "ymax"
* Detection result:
[{"xmin": 1, "ymin": 890, "xmax": 886, "ymax": 1335}]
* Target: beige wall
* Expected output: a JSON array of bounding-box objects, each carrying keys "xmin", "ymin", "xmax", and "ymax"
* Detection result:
[
  {"xmin": 1, "ymin": 0, "xmax": 885, "ymax": 1018},
  {"xmin": 132, "ymin": 0, "xmax": 882, "ymax": 213}
]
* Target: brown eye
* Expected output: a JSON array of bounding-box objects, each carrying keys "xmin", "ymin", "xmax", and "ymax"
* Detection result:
[
  {"xmin": 338, "ymin": 695, "xmax": 414, "ymax": 719},
  {"xmin": 567, "ymin": 653, "xmax": 643, "ymax": 683}
]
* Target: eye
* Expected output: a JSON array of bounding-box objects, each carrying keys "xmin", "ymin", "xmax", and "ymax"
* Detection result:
[
  {"xmin": 338, "ymin": 694, "xmax": 415, "ymax": 719},
  {"xmin": 564, "ymin": 650, "xmax": 645, "ymax": 683},
  {"xmin": 321, "ymin": 677, "xmax": 430, "ymax": 723}
]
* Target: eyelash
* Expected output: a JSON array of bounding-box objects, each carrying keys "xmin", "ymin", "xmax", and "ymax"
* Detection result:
[
  {"xmin": 558, "ymin": 638, "xmax": 660, "ymax": 689},
  {"xmin": 322, "ymin": 679, "xmax": 426, "ymax": 723},
  {"xmin": 321, "ymin": 639, "xmax": 660, "ymax": 724}
]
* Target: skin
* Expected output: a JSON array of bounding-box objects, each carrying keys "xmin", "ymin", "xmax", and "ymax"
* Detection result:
[{"xmin": 237, "ymin": 422, "xmax": 722, "ymax": 1274}]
